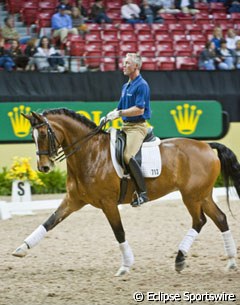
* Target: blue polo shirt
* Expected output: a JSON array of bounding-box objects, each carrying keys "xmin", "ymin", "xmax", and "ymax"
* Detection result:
[{"xmin": 117, "ymin": 74, "xmax": 151, "ymax": 122}]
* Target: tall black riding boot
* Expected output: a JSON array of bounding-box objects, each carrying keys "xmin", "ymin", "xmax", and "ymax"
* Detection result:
[{"xmin": 128, "ymin": 157, "xmax": 148, "ymax": 207}]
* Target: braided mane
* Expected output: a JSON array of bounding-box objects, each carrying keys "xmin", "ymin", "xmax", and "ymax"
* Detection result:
[{"xmin": 42, "ymin": 108, "xmax": 98, "ymax": 130}]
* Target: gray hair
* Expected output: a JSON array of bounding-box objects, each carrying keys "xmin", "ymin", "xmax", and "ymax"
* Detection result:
[{"xmin": 126, "ymin": 53, "xmax": 142, "ymax": 69}]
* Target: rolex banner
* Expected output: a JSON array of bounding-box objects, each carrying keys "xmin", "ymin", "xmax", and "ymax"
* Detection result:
[{"xmin": 0, "ymin": 101, "xmax": 225, "ymax": 143}]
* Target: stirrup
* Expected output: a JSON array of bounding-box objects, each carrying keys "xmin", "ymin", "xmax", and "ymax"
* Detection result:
[{"xmin": 131, "ymin": 192, "xmax": 148, "ymax": 207}]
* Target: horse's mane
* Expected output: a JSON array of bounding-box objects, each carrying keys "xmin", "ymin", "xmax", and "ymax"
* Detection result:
[{"xmin": 42, "ymin": 108, "xmax": 98, "ymax": 130}]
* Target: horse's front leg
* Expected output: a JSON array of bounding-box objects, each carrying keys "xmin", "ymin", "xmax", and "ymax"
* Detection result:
[
  {"xmin": 102, "ymin": 202, "xmax": 134, "ymax": 276},
  {"xmin": 12, "ymin": 197, "xmax": 85, "ymax": 257}
]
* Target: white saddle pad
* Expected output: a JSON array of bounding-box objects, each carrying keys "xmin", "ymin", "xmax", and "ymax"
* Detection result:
[{"xmin": 109, "ymin": 128, "xmax": 162, "ymax": 178}]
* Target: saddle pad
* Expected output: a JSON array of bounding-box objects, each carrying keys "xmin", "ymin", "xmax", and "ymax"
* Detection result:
[{"xmin": 110, "ymin": 128, "xmax": 162, "ymax": 178}]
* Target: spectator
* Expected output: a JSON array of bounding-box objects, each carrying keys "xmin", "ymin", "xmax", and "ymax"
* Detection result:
[
  {"xmin": 24, "ymin": 38, "xmax": 38, "ymax": 71},
  {"xmin": 90, "ymin": 0, "xmax": 112, "ymax": 24},
  {"xmin": 2, "ymin": 16, "xmax": 31, "ymax": 44},
  {"xmin": 234, "ymin": 40, "xmax": 240, "ymax": 69},
  {"xmin": 33, "ymin": 36, "xmax": 66, "ymax": 72},
  {"xmin": 158, "ymin": 0, "xmax": 181, "ymax": 14},
  {"xmin": 211, "ymin": 26, "xmax": 223, "ymax": 50},
  {"xmin": 147, "ymin": 0, "xmax": 163, "ymax": 16},
  {"xmin": 174, "ymin": 0, "xmax": 200, "ymax": 14},
  {"xmin": 51, "ymin": 4, "xmax": 78, "ymax": 44},
  {"xmin": 216, "ymin": 39, "xmax": 235, "ymax": 70},
  {"xmin": 71, "ymin": 7, "xmax": 89, "ymax": 36},
  {"xmin": 75, "ymin": 0, "xmax": 88, "ymax": 19},
  {"xmin": 58, "ymin": 0, "xmax": 73, "ymax": 14},
  {"xmin": 121, "ymin": 0, "xmax": 142, "ymax": 24},
  {"xmin": 8, "ymin": 39, "xmax": 29, "ymax": 70},
  {"xmin": 2, "ymin": 16, "xmax": 19, "ymax": 43},
  {"xmin": 0, "ymin": 37, "xmax": 15, "ymax": 71},
  {"xmin": 198, "ymin": 41, "xmax": 218, "ymax": 70},
  {"xmin": 224, "ymin": 0, "xmax": 240, "ymax": 13},
  {"xmin": 140, "ymin": 0, "xmax": 164, "ymax": 23},
  {"xmin": 226, "ymin": 29, "xmax": 240, "ymax": 51}
]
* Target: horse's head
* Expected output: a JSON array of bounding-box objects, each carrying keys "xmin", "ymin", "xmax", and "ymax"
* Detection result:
[{"xmin": 22, "ymin": 111, "xmax": 60, "ymax": 173}]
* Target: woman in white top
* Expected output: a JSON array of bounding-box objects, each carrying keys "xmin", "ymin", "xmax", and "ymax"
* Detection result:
[
  {"xmin": 121, "ymin": 0, "xmax": 142, "ymax": 23},
  {"xmin": 34, "ymin": 36, "xmax": 65, "ymax": 72}
]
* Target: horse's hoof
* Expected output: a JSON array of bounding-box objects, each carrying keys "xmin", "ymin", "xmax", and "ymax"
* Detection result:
[
  {"xmin": 12, "ymin": 243, "xmax": 28, "ymax": 258},
  {"xmin": 226, "ymin": 258, "xmax": 238, "ymax": 271},
  {"xmin": 175, "ymin": 259, "xmax": 186, "ymax": 273},
  {"xmin": 115, "ymin": 266, "xmax": 130, "ymax": 277}
]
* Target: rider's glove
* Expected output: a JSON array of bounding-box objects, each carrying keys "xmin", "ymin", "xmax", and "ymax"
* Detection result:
[{"xmin": 106, "ymin": 109, "xmax": 120, "ymax": 121}]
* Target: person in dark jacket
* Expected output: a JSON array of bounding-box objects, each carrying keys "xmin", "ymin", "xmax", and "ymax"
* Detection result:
[{"xmin": 0, "ymin": 37, "xmax": 15, "ymax": 71}]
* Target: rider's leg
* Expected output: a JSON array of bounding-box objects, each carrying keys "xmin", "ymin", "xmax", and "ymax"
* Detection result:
[{"xmin": 122, "ymin": 122, "xmax": 148, "ymax": 207}]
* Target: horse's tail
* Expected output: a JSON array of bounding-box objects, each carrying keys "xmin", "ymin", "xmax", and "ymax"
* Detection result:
[{"xmin": 209, "ymin": 142, "xmax": 240, "ymax": 204}]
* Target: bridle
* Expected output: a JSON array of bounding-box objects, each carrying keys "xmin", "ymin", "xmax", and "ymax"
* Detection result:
[
  {"xmin": 33, "ymin": 115, "xmax": 108, "ymax": 162},
  {"xmin": 33, "ymin": 117, "xmax": 60, "ymax": 160}
]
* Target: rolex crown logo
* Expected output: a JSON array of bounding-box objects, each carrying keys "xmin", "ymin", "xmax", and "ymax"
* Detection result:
[
  {"xmin": 170, "ymin": 104, "xmax": 202, "ymax": 135},
  {"xmin": 8, "ymin": 105, "xmax": 31, "ymax": 138}
]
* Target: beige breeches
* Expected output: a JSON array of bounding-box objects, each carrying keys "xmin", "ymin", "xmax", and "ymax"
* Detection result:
[
  {"xmin": 53, "ymin": 28, "xmax": 78, "ymax": 43},
  {"xmin": 122, "ymin": 122, "xmax": 148, "ymax": 164}
]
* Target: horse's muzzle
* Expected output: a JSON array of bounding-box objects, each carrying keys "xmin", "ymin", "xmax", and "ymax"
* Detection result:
[{"xmin": 39, "ymin": 166, "xmax": 50, "ymax": 173}]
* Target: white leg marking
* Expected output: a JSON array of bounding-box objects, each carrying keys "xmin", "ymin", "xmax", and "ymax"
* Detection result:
[{"xmin": 115, "ymin": 240, "xmax": 134, "ymax": 276}]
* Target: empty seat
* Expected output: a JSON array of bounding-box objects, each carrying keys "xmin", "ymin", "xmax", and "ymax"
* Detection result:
[
  {"xmin": 138, "ymin": 44, "xmax": 156, "ymax": 57},
  {"xmin": 157, "ymin": 57, "xmax": 176, "ymax": 70},
  {"xmin": 101, "ymin": 57, "xmax": 117, "ymax": 72},
  {"xmin": 194, "ymin": 2, "xmax": 209, "ymax": 13},
  {"xmin": 209, "ymin": 2, "xmax": 226, "ymax": 13},
  {"xmin": 185, "ymin": 24, "xmax": 203, "ymax": 35},
  {"xmin": 168, "ymin": 23, "xmax": 186, "ymax": 35},
  {"xmin": 84, "ymin": 51, "xmax": 102, "ymax": 69},
  {"xmin": 134, "ymin": 23, "xmax": 151, "ymax": 35},
  {"xmin": 176, "ymin": 57, "xmax": 198, "ymax": 70},
  {"xmin": 141, "ymin": 58, "xmax": 157, "ymax": 70}
]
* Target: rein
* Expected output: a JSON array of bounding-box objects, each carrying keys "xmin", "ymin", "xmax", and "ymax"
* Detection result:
[{"xmin": 34, "ymin": 116, "xmax": 108, "ymax": 162}]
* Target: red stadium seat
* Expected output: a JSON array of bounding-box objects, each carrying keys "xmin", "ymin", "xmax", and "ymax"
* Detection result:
[
  {"xmin": 84, "ymin": 51, "xmax": 102, "ymax": 69},
  {"xmin": 194, "ymin": 2, "xmax": 209, "ymax": 13},
  {"xmin": 138, "ymin": 44, "xmax": 156, "ymax": 57},
  {"xmin": 209, "ymin": 2, "xmax": 226, "ymax": 13},
  {"xmin": 159, "ymin": 13, "xmax": 177, "ymax": 24},
  {"xmin": 185, "ymin": 24, "xmax": 203, "ymax": 35},
  {"xmin": 68, "ymin": 35, "xmax": 85, "ymax": 56},
  {"xmin": 119, "ymin": 43, "xmax": 137, "ymax": 56},
  {"xmin": 193, "ymin": 44, "xmax": 205, "ymax": 56},
  {"xmin": 151, "ymin": 23, "xmax": 169, "ymax": 35},
  {"xmin": 176, "ymin": 57, "xmax": 198, "ymax": 70},
  {"xmin": 189, "ymin": 34, "xmax": 206, "ymax": 44},
  {"xmin": 212, "ymin": 12, "xmax": 228, "ymax": 24},
  {"xmin": 21, "ymin": 2, "xmax": 38, "ymax": 25},
  {"xmin": 157, "ymin": 57, "xmax": 176, "ymax": 70},
  {"xmin": 195, "ymin": 13, "xmax": 211, "ymax": 25},
  {"xmin": 168, "ymin": 23, "xmax": 186, "ymax": 35},
  {"xmin": 141, "ymin": 58, "xmax": 157, "ymax": 70},
  {"xmin": 134, "ymin": 23, "xmax": 151, "ymax": 35},
  {"xmin": 101, "ymin": 57, "xmax": 117, "ymax": 72}
]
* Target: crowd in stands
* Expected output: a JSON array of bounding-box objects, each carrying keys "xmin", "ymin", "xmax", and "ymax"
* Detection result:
[{"xmin": 0, "ymin": 0, "xmax": 240, "ymax": 72}]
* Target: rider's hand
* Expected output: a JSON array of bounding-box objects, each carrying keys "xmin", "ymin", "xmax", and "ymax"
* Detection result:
[{"xmin": 106, "ymin": 109, "xmax": 120, "ymax": 121}]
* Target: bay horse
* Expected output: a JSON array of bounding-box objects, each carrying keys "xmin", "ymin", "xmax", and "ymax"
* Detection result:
[{"xmin": 13, "ymin": 108, "xmax": 240, "ymax": 276}]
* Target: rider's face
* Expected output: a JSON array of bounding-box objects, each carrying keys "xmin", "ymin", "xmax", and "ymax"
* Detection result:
[{"xmin": 123, "ymin": 56, "xmax": 138, "ymax": 76}]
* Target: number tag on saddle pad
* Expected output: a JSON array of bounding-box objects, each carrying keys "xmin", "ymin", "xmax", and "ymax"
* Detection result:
[{"xmin": 109, "ymin": 128, "xmax": 162, "ymax": 178}]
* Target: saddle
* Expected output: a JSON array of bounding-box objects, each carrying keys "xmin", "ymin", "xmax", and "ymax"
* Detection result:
[
  {"xmin": 109, "ymin": 128, "xmax": 161, "ymax": 204},
  {"xmin": 115, "ymin": 128, "xmax": 157, "ymax": 174}
]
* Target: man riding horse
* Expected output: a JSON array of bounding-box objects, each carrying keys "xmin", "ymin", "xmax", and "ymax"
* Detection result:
[{"xmin": 106, "ymin": 53, "xmax": 151, "ymax": 207}]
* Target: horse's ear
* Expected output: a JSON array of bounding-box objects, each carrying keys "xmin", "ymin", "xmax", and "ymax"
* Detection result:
[
  {"xmin": 21, "ymin": 113, "xmax": 32, "ymax": 120},
  {"xmin": 31, "ymin": 111, "xmax": 44, "ymax": 122}
]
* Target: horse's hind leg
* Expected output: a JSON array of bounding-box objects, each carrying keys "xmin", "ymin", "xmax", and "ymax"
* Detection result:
[
  {"xmin": 12, "ymin": 197, "xmax": 85, "ymax": 257},
  {"xmin": 175, "ymin": 198, "xmax": 207, "ymax": 272},
  {"xmin": 202, "ymin": 196, "xmax": 237, "ymax": 270}
]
